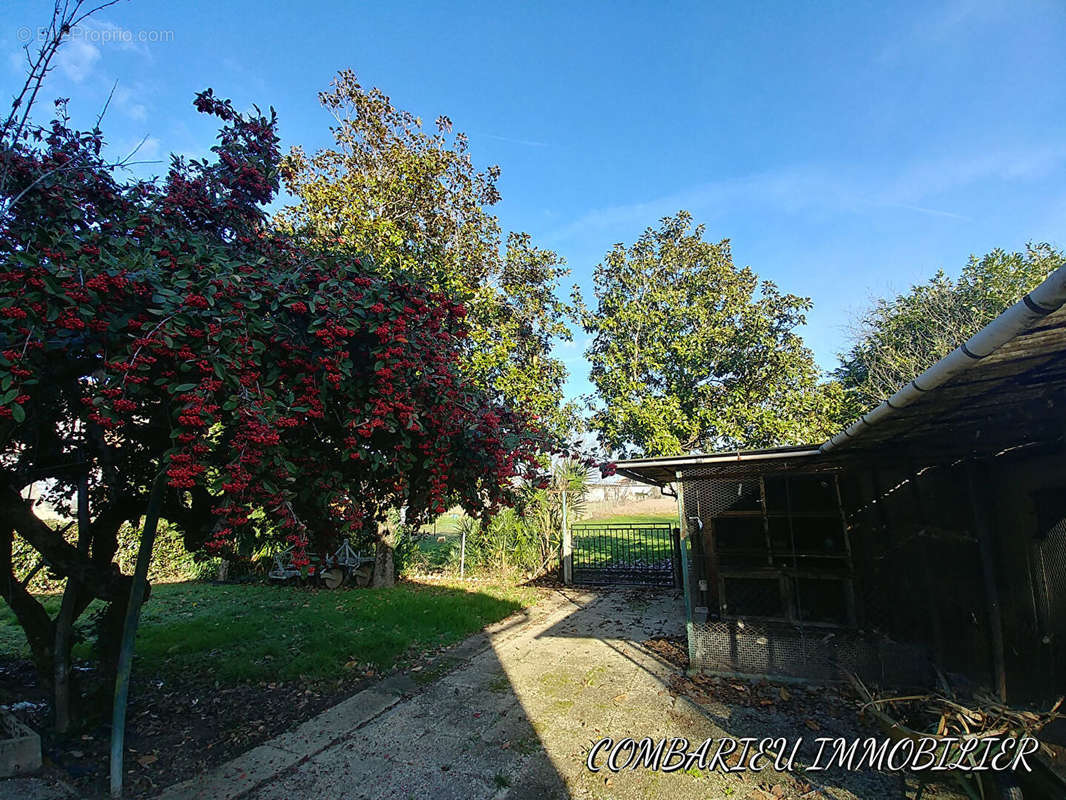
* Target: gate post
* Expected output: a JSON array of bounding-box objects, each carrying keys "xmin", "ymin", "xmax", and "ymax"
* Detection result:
[
  {"xmin": 676, "ymin": 473, "xmax": 692, "ymax": 624},
  {"xmin": 560, "ymin": 489, "xmax": 573, "ymax": 585},
  {"xmin": 671, "ymin": 527, "xmax": 683, "ymax": 589}
]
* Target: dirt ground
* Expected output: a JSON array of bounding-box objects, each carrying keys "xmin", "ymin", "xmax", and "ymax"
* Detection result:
[{"xmin": 0, "ymin": 648, "xmax": 395, "ymax": 797}]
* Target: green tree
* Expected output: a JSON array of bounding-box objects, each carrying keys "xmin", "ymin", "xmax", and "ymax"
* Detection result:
[
  {"xmin": 836, "ymin": 244, "xmax": 1064, "ymax": 409},
  {"xmin": 579, "ymin": 212, "xmax": 843, "ymax": 457},
  {"xmin": 278, "ymin": 71, "xmax": 577, "ymax": 434},
  {"xmin": 0, "ymin": 80, "xmax": 551, "ymax": 727}
]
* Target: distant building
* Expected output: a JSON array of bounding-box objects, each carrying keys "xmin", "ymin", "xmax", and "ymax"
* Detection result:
[{"xmin": 584, "ymin": 476, "xmax": 657, "ymax": 504}]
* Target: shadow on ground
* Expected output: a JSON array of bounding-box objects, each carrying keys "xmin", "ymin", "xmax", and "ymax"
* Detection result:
[{"xmin": 151, "ymin": 586, "xmax": 956, "ymax": 800}]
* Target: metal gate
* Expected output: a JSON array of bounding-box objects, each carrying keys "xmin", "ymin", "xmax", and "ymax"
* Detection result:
[{"xmin": 570, "ymin": 522, "xmax": 678, "ymax": 586}]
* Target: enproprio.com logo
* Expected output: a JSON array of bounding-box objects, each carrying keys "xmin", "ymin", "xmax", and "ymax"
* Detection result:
[{"xmin": 16, "ymin": 25, "xmax": 174, "ymax": 45}]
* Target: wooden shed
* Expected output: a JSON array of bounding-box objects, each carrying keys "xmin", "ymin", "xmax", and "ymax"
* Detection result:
[{"xmin": 617, "ymin": 264, "xmax": 1066, "ymax": 703}]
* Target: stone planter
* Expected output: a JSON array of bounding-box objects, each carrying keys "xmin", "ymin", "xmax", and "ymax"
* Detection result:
[{"xmin": 0, "ymin": 709, "xmax": 41, "ymax": 777}]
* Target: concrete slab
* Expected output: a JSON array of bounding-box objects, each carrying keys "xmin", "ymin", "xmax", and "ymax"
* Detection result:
[
  {"xmin": 0, "ymin": 775, "xmax": 77, "ymax": 800},
  {"xmin": 157, "ymin": 745, "xmax": 297, "ymax": 800},
  {"xmin": 157, "ymin": 588, "xmax": 913, "ymax": 800},
  {"xmin": 269, "ymin": 689, "xmax": 399, "ymax": 757}
]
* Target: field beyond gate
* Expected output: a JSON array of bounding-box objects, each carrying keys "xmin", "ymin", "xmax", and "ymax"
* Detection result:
[{"xmin": 571, "ymin": 521, "xmax": 677, "ymax": 586}]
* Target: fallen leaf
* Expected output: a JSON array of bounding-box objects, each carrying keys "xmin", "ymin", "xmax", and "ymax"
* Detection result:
[
  {"xmin": 137, "ymin": 754, "xmax": 158, "ymax": 766},
  {"xmin": 804, "ymin": 718, "xmax": 820, "ymax": 731},
  {"xmin": 779, "ymin": 687, "xmax": 791, "ymax": 701},
  {"xmin": 613, "ymin": 693, "xmax": 627, "ymax": 703}
]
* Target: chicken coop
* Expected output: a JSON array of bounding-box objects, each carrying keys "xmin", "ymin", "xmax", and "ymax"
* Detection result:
[{"xmin": 618, "ymin": 263, "xmax": 1066, "ymax": 704}]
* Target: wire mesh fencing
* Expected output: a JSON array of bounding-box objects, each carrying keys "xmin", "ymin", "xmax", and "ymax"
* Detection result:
[
  {"xmin": 673, "ymin": 453, "xmax": 1066, "ymax": 703},
  {"xmin": 678, "ymin": 461, "xmax": 931, "ymax": 686}
]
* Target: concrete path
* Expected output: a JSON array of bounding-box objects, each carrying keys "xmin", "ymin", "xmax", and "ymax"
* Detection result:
[{"xmin": 158, "ymin": 588, "xmax": 904, "ymax": 800}]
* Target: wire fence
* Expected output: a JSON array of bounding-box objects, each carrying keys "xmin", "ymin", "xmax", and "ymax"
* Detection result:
[{"xmin": 675, "ymin": 454, "xmax": 1066, "ymax": 702}]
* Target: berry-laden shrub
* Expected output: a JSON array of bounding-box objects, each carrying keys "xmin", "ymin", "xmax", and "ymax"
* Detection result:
[{"xmin": 0, "ymin": 90, "xmax": 551, "ymax": 709}]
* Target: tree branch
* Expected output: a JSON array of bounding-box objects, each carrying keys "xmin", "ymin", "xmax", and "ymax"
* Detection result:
[{"xmin": 1, "ymin": 483, "xmax": 132, "ymax": 601}]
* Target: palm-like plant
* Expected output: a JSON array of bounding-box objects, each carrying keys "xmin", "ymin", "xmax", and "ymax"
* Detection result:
[{"xmin": 448, "ymin": 459, "xmax": 593, "ymax": 579}]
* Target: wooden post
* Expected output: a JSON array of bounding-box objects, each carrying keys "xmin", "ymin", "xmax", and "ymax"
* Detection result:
[
  {"xmin": 676, "ymin": 474, "xmax": 693, "ymax": 623},
  {"xmin": 671, "ymin": 527, "xmax": 683, "ymax": 589},
  {"xmin": 561, "ymin": 490, "xmax": 572, "ymax": 585},
  {"xmin": 833, "ymin": 473, "xmax": 858, "ymax": 628},
  {"xmin": 869, "ymin": 465, "xmax": 901, "ymax": 636},
  {"xmin": 905, "ymin": 458, "xmax": 946, "ymax": 668},
  {"xmin": 966, "ymin": 461, "xmax": 1008, "ymax": 702}
]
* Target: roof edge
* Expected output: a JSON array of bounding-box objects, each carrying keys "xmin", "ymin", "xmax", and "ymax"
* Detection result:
[
  {"xmin": 616, "ymin": 444, "xmax": 821, "ymax": 475},
  {"xmin": 820, "ymin": 261, "xmax": 1066, "ymax": 454}
]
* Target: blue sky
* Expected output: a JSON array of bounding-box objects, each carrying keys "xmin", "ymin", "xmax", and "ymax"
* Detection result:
[{"xmin": 6, "ymin": 0, "xmax": 1066, "ymax": 403}]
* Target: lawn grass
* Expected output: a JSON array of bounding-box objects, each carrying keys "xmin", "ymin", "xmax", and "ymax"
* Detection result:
[
  {"xmin": 420, "ymin": 509, "xmax": 464, "ymax": 535},
  {"xmin": 0, "ymin": 579, "xmax": 536, "ymax": 685},
  {"xmin": 412, "ymin": 509, "xmax": 466, "ymax": 571},
  {"xmin": 579, "ymin": 512, "xmax": 676, "ymax": 524},
  {"xmin": 571, "ymin": 520, "xmax": 675, "ymax": 567},
  {"xmin": 407, "ymin": 509, "xmax": 679, "ymax": 573},
  {"xmin": 413, "ymin": 531, "xmax": 461, "ymax": 570}
]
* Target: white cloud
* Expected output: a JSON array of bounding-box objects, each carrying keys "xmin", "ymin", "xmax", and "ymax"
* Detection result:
[
  {"xmin": 108, "ymin": 135, "xmax": 162, "ymax": 170},
  {"xmin": 135, "ymin": 136, "xmax": 161, "ymax": 160},
  {"xmin": 55, "ymin": 38, "xmax": 100, "ymax": 83},
  {"xmin": 8, "ymin": 49, "xmax": 26, "ymax": 76},
  {"xmin": 884, "ymin": 203, "xmax": 971, "ymax": 221},
  {"xmin": 546, "ymin": 145, "xmax": 1066, "ymax": 244},
  {"xmin": 110, "ymin": 84, "xmax": 149, "ymax": 122},
  {"xmin": 477, "ymin": 132, "xmax": 550, "ymax": 148},
  {"xmin": 876, "ymin": 0, "xmax": 1016, "ymax": 64},
  {"xmin": 77, "ymin": 19, "xmax": 153, "ymax": 59}
]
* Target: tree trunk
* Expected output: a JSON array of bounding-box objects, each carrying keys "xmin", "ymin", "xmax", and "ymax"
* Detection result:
[
  {"xmin": 1, "ymin": 480, "xmax": 145, "ymax": 730},
  {"xmin": 371, "ymin": 539, "xmax": 394, "ymax": 587},
  {"xmin": 90, "ymin": 591, "xmax": 129, "ymax": 715},
  {"xmin": 54, "ymin": 474, "xmax": 90, "ymax": 733},
  {"xmin": 1, "ymin": 527, "xmax": 56, "ymax": 692},
  {"xmin": 217, "ymin": 559, "xmax": 230, "ymax": 582}
]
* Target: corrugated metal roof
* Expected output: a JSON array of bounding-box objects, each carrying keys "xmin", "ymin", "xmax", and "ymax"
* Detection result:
[
  {"xmin": 825, "ymin": 305, "xmax": 1066, "ymax": 457},
  {"xmin": 615, "ymin": 445, "xmax": 822, "ymax": 485}
]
